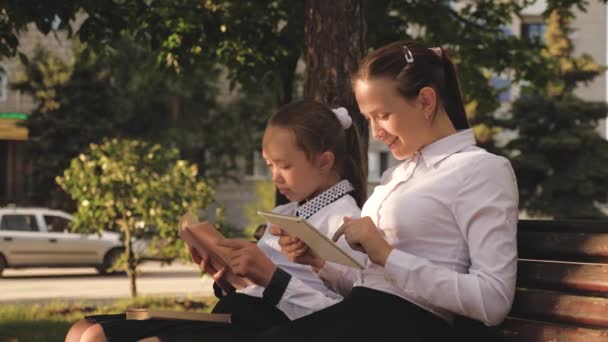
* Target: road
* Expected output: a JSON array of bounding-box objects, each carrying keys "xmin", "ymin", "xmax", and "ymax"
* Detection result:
[{"xmin": 0, "ymin": 261, "xmax": 215, "ymax": 304}]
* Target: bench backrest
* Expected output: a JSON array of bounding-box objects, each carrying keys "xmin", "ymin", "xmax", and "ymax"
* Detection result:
[{"xmin": 497, "ymin": 219, "xmax": 608, "ymax": 342}]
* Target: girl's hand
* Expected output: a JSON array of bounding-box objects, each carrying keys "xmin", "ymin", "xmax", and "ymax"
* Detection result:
[
  {"xmin": 188, "ymin": 245, "xmax": 231, "ymax": 292},
  {"xmin": 216, "ymin": 239, "xmax": 277, "ymax": 287},
  {"xmin": 332, "ymin": 217, "xmax": 393, "ymax": 266},
  {"xmin": 269, "ymin": 226, "xmax": 326, "ymax": 272}
]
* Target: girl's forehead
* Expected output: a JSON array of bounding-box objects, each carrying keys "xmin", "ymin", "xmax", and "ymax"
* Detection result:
[{"xmin": 262, "ymin": 126, "xmax": 299, "ymax": 159}]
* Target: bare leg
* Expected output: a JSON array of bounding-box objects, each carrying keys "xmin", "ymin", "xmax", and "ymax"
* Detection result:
[
  {"xmin": 65, "ymin": 319, "xmax": 96, "ymax": 342},
  {"xmin": 79, "ymin": 323, "xmax": 108, "ymax": 342}
]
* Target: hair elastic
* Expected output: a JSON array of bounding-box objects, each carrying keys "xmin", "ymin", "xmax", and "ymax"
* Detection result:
[{"xmin": 331, "ymin": 107, "xmax": 352, "ymax": 129}]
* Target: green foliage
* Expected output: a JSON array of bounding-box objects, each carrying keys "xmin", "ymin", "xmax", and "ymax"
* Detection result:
[
  {"xmin": 12, "ymin": 43, "xmax": 121, "ymax": 208},
  {"xmin": 502, "ymin": 95, "xmax": 608, "ymax": 218},
  {"xmin": 542, "ymin": 10, "xmax": 605, "ymax": 97},
  {"xmin": 243, "ymin": 180, "xmax": 276, "ymax": 238},
  {"xmin": 56, "ymin": 138, "xmax": 214, "ymax": 262},
  {"xmin": 14, "ymin": 34, "xmax": 267, "ymax": 208},
  {"xmin": 500, "ymin": 8, "xmax": 608, "ymax": 219}
]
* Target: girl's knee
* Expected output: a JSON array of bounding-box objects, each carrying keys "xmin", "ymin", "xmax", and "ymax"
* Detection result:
[
  {"xmin": 65, "ymin": 319, "xmax": 95, "ymax": 342},
  {"xmin": 79, "ymin": 323, "xmax": 108, "ymax": 342}
]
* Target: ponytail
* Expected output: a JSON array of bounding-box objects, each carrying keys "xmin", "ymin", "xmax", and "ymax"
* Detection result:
[
  {"xmin": 439, "ymin": 51, "xmax": 469, "ymax": 130},
  {"xmin": 342, "ymin": 122, "xmax": 367, "ymax": 207}
]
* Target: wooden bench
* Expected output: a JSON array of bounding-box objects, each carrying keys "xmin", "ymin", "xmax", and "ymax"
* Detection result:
[{"xmin": 495, "ymin": 219, "xmax": 608, "ymax": 341}]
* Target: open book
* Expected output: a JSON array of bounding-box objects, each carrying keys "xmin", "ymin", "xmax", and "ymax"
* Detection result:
[
  {"xmin": 178, "ymin": 213, "xmax": 253, "ymax": 289},
  {"xmin": 257, "ymin": 210, "xmax": 364, "ymax": 269},
  {"xmin": 126, "ymin": 308, "xmax": 231, "ymax": 323}
]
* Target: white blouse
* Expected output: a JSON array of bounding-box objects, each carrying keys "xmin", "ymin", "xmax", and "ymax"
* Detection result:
[
  {"xmin": 238, "ymin": 194, "xmax": 362, "ymax": 320},
  {"xmin": 319, "ymin": 129, "xmax": 518, "ymax": 326}
]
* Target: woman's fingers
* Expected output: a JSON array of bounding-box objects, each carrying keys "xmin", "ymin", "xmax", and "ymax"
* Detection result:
[{"xmin": 332, "ymin": 224, "xmax": 347, "ymax": 242}]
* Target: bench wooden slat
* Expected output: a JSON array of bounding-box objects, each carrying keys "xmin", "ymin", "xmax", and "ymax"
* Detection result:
[
  {"xmin": 517, "ymin": 260, "xmax": 608, "ymax": 295},
  {"xmin": 498, "ymin": 318, "xmax": 608, "ymax": 342},
  {"xmin": 510, "ymin": 289, "xmax": 608, "ymax": 328},
  {"xmin": 518, "ymin": 232, "xmax": 608, "ymax": 263}
]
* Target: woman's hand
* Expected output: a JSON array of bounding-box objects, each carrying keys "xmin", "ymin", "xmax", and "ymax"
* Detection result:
[
  {"xmin": 333, "ymin": 217, "xmax": 393, "ymax": 266},
  {"xmin": 269, "ymin": 226, "xmax": 326, "ymax": 272},
  {"xmin": 187, "ymin": 245, "xmax": 232, "ymax": 292},
  {"xmin": 216, "ymin": 239, "xmax": 277, "ymax": 287}
]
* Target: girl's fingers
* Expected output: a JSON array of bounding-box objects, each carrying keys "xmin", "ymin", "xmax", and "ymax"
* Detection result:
[
  {"xmin": 268, "ymin": 226, "xmax": 286, "ymax": 236},
  {"xmin": 212, "ymin": 267, "xmax": 226, "ymax": 282},
  {"xmin": 294, "ymin": 247, "xmax": 308, "ymax": 257},
  {"xmin": 217, "ymin": 238, "xmax": 248, "ymax": 249}
]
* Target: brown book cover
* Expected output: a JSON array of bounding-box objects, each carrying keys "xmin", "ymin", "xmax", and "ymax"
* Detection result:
[
  {"xmin": 178, "ymin": 213, "xmax": 253, "ymax": 289},
  {"xmin": 125, "ymin": 308, "xmax": 231, "ymax": 323}
]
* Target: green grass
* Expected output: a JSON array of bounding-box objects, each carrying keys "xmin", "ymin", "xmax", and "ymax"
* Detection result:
[{"xmin": 0, "ymin": 296, "xmax": 218, "ymax": 342}]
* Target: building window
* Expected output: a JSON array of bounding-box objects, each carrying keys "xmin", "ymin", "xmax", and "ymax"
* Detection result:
[
  {"xmin": 490, "ymin": 76, "xmax": 512, "ymax": 103},
  {"xmin": 521, "ymin": 23, "xmax": 546, "ymax": 42},
  {"xmin": 0, "ymin": 68, "xmax": 6, "ymax": 102},
  {"xmin": 379, "ymin": 152, "xmax": 389, "ymax": 174},
  {"xmin": 368, "ymin": 151, "xmax": 391, "ymax": 181},
  {"xmin": 368, "ymin": 152, "xmax": 380, "ymax": 181},
  {"xmin": 245, "ymin": 151, "xmax": 270, "ymax": 179}
]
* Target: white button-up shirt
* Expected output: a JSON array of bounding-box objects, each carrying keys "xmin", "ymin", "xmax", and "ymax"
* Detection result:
[
  {"xmin": 238, "ymin": 194, "xmax": 362, "ymax": 320},
  {"xmin": 320, "ymin": 129, "xmax": 518, "ymax": 326}
]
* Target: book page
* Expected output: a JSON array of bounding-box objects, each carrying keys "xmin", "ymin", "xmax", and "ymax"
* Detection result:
[
  {"xmin": 257, "ymin": 210, "xmax": 364, "ymax": 269},
  {"xmin": 178, "ymin": 214, "xmax": 253, "ymax": 289}
]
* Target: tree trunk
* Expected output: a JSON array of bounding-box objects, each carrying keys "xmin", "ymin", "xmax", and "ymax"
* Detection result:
[
  {"xmin": 277, "ymin": 0, "xmax": 368, "ymax": 206},
  {"xmin": 124, "ymin": 224, "xmax": 138, "ymax": 298},
  {"xmin": 304, "ymin": 0, "xmax": 368, "ymax": 171}
]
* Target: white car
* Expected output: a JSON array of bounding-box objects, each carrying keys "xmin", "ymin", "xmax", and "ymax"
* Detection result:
[{"xmin": 0, "ymin": 207, "xmax": 128, "ymax": 276}]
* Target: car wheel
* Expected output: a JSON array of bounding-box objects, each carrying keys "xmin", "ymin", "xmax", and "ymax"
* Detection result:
[
  {"xmin": 96, "ymin": 248, "xmax": 123, "ymax": 275},
  {"xmin": 0, "ymin": 255, "xmax": 5, "ymax": 277}
]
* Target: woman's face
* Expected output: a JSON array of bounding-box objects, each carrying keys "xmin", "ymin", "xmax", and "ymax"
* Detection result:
[
  {"xmin": 262, "ymin": 125, "xmax": 330, "ymax": 203},
  {"xmin": 354, "ymin": 78, "xmax": 431, "ymax": 160}
]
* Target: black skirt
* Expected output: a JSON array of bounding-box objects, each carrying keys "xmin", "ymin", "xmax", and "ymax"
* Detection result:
[
  {"xmin": 85, "ymin": 292, "xmax": 290, "ymax": 342},
  {"xmin": 159, "ymin": 287, "xmax": 451, "ymax": 342}
]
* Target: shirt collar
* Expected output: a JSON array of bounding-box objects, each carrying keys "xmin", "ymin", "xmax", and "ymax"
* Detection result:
[
  {"xmin": 418, "ymin": 129, "xmax": 476, "ymax": 168},
  {"xmin": 296, "ymin": 179, "xmax": 354, "ymax": 220}
]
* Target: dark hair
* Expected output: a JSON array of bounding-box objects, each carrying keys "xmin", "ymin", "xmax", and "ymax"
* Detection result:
[
  {"xmin": 352, "ymin": 40, "xmax": 469, "ymax": 130},
  {"xmin": 268, "ymin": 100, "xmax": 367, "ymax": 207}
]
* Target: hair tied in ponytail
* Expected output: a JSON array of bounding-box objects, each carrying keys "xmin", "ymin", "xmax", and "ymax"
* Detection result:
[{"xmin": 332, "ymin": 107, "xmax": 352, "ymax": 130}]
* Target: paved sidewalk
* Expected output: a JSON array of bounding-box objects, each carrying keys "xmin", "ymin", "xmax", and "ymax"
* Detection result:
[{"xmin": 0, "ymin": 261, "xmax": 214, "ymax": 303}]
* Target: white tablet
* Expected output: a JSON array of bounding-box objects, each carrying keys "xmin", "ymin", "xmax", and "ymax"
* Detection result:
[{"xmin": 258, "ymin": 210, "xmax": 364, "ymax": 269}]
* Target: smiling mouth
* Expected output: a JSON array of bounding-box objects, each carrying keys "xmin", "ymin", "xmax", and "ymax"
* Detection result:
[{"xmin": 387, "ymin": 137, "xmax": 398, "ymax": 148}]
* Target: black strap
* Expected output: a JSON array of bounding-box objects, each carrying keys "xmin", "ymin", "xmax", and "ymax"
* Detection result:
[{"xmin": 263, "ymin": 267, "xmax": 292, "ymax": 306}]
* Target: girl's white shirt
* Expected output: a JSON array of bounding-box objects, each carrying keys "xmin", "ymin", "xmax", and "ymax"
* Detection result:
[
  {"xmin": 237, "ymin": 194, "xmax": 363, "ymax": 320},
  {"xmin": 319, "ymin": 129, "xmax": 519, "ymax": 326}
]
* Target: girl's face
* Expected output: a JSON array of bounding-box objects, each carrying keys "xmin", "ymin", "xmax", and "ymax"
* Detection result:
[
  {"xmin": 262, "ymin": 126, "xmax": 332, "ymax": 203},
  {"xmin": 354, "ymin": 77, "xmax": 431, "ymax": 160}
]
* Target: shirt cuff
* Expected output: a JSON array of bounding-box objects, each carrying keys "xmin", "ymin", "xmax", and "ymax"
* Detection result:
[
  {"xmin": 383, "ymin": 249, "xmax": 418, "ymax": 286},
  {"xmin": 263, "ymin": 267, "xmax": 292, "ymax": 306},
  {"xmin": 317, "ymin": 261, "xmax": 344, "ymax": 282}
]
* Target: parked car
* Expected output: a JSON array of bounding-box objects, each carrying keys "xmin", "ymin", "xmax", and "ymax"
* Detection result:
[{"xmin": 0, "ymin": 207, "xmax": 142, "ymax": 276}]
